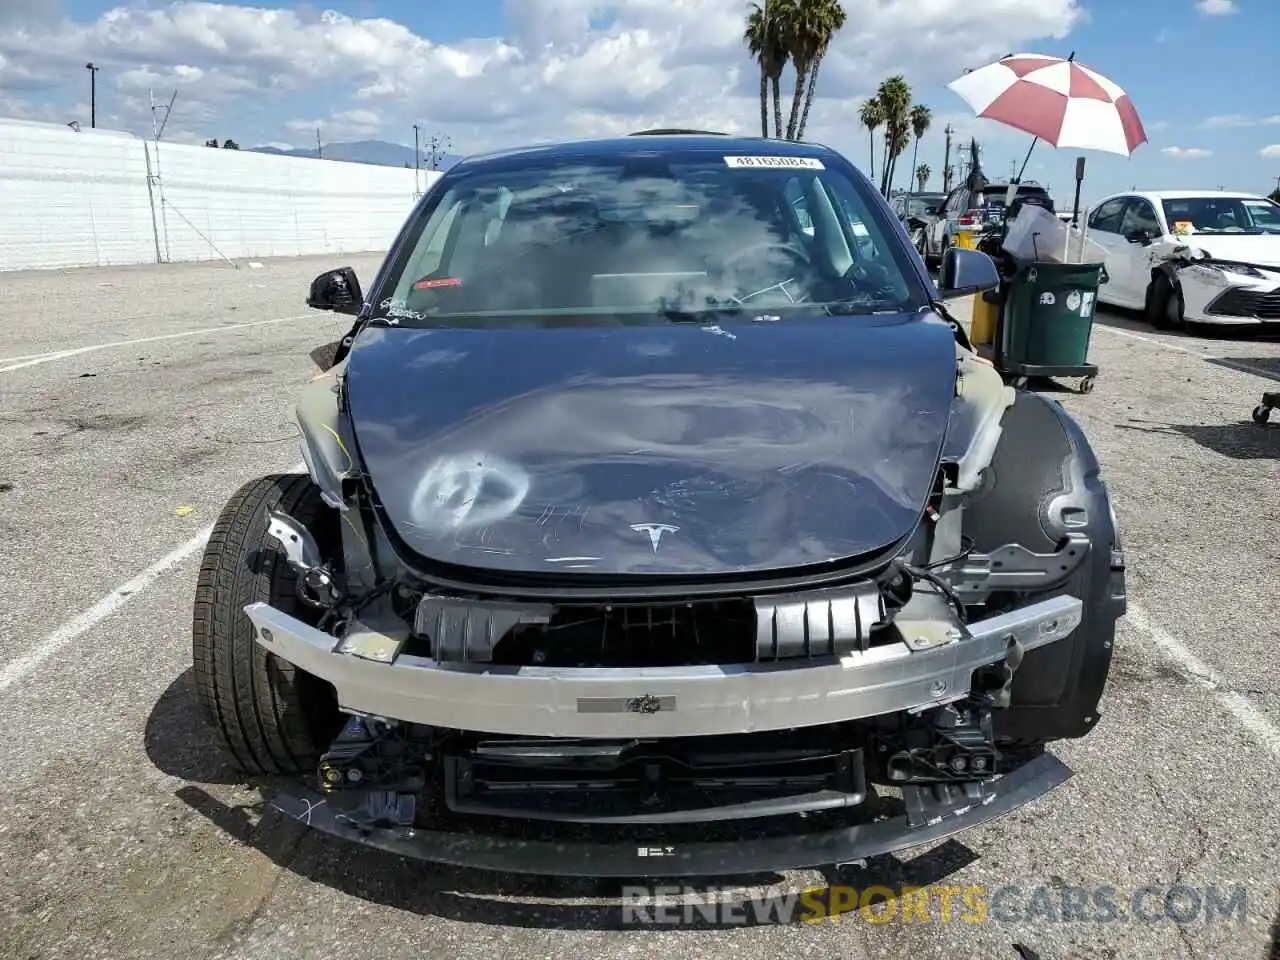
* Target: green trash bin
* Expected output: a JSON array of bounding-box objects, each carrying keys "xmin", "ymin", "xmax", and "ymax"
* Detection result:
[{"xmin": 995, "ymin": 260, "xmax": 1106, "ymax": 393}]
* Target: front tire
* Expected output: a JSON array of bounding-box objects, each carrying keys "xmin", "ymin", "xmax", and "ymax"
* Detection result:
[
  {"xmin": 1145, "ymin": 274, "xmax": 1184, "ymax": 330},
  {"xmin": 191, "ymin": 474, "xmax": 344, "ymax": 775}
]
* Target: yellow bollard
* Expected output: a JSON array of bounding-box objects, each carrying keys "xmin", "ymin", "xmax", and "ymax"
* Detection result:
[
  {"xmin": 954, "ymin": 228, "xmax": 978, "ymax": 251},
  {"xmin": 970, "ymin": 290, "xmax": 998, "ymax": 346}
]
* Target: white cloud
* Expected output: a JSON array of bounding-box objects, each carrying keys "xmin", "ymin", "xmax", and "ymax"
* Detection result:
[
  {"xmin": 1260, "ymin": 145, "xmax": 1280, "ymax": 159},
  {"xmin": 1200, "ymin": 114, "xmax": 1280, "ymax": 128},
  {"xmin": 1162, "ymin": 146, "xmax": 1214, "ymax": 159},
  {"xmin": 0, "ymin": 0, "xmax": 1086, "ymax": 155},
  {"xmin": 288, "ymin": 108, "xmax": 383, "ymax": 140},
  {"xmin": 1200, "ymin": 114, "xmax": 1251, "ymax": 128},
  {"xmin": 1195, "ymin": 0, "xmax": 1238, "ymax": 13}
]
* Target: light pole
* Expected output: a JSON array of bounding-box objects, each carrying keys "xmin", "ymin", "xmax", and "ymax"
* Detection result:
[
  {"xmin": 413, "ymin": 123, "xmax": 421, "ymax": 196},
  {"xmin": 85, "ymin": 62, "xmax": 99, "ymax": 128}
]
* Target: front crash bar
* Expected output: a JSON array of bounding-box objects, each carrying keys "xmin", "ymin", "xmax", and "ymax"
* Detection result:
[
  {"xmin": 244, "ymin": 594, "xmax": 1083, "ymax": 739},
  {"xmin": 267, "ymin": 750, "xmax": 1073, "ymax": 878}
]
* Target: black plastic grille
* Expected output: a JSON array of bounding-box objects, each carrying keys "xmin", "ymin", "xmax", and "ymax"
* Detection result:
[{"xmin": 1206, "ymin": 285, "xmax": 1280, "ymax": 320}]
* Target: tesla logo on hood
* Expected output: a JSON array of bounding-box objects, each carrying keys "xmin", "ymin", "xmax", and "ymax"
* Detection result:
[{"xmin": 630, "ymin": 522, "xmax": 679, "ymax": 553}]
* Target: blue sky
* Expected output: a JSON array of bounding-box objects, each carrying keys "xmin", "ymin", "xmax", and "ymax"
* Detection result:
[{"xmin": 2, "ymin": 0, "xmax": 1278, "ymax": 206}]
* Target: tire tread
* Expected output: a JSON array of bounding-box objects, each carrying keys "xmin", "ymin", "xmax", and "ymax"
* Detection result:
[{"xmin": 191, "ymin": 473, "xmax": 334, "ymax": 776}]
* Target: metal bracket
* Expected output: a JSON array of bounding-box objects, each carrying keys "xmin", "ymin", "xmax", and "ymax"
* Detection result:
[
  {"xmin": 267, "ymin": 509, "xmax": 323, "ymax": 571},
  {"xmin": 931, "ymin": 532, "xmax": 1091, "ymax": 602},
  {"xmin": 266, "ymin": 509, "xmax": 343, "ymax": 609},
  {"xmin": 894, "ymin": 590, "xmax": 968, "ymax": 653}
]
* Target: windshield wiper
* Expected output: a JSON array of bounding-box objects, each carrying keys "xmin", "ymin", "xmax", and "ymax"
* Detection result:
[
  {"xmin": 656, "ymin": 305, "xmax": 752, "ymax": 323},
  {"xmin": 822, "ymin": 295, "xmax": 911, "ymax": 316}
]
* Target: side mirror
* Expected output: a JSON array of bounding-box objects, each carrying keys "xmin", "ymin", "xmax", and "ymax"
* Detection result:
[
  {"xmin": 924, "ymin": 205, "xmax": 940, "ymax": 216},
  {"xmin": 307, "ymin": 267, "xmax": 364, "ymax": 315},
  {"xmin": 1125, "ymin": 229, "xmax": 1154, "ymax": 245},
  {"xmin": 938, "ymin": 247, "xmax": 1000, "ymax": 298}
]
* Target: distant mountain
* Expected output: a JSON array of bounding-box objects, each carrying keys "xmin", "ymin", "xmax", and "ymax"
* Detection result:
[{"xmin": 248, "ymin": 139, "xmax": 463, "ymax": 170}]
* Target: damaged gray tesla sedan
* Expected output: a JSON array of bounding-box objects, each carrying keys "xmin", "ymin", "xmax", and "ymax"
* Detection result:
[{"xmin": 190, "ymin": 133, "xmax": 1126, "ymax": 877}]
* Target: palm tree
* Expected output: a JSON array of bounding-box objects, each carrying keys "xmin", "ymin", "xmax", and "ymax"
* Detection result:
[
  {"xmin": 744, "ymin": 6, "xmax": 769, "ymax": 138},
  {"xmin": 793, "ymin": 0, "xmax": 847, "ymax": 141},
  {"xmin": 906, "ymin": 103, "xmax": 931, "ymax": 194},
  {"xmin": 858, "ymin": 97, "xmax": 883, "ymax": 181},
  {"xmin": 916, "ymin": 163, "xmax": 931, "ymax": 192},
  {"xmin": 782, "ymin": 0, "xmax": 845, "ymax": 140},
  {"xmin": 874, "ymin": 75, "xmax": 911, "ymax": 195},
  {"xmin": 743, "ymin": 2, "xmax": 792, "ymax": 138}
]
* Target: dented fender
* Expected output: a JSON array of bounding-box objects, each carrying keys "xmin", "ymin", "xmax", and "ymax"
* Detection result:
[
  {"xmin": 296, "ymin": 364, "xmax": 356, "ymax": 511},
  {"xmin": 295, "ymin": 362, "xmax": 390, "ymax": 592}
]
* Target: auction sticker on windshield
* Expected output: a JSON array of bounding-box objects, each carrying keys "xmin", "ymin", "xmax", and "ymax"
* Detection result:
[{"xmin": 724, "ymin": 156, "xmax": 826, "ymax": 170}]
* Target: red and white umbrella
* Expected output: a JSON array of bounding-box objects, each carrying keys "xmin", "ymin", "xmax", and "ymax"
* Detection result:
[{"xmin": 947, "ymin": 53, "xmax": 1147, "ymax": 157}]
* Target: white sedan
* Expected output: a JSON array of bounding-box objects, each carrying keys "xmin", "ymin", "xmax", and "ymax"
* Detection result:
[{"xmin": 1084, "ymin": 189, "xmax": 1280, "ymax": 329}]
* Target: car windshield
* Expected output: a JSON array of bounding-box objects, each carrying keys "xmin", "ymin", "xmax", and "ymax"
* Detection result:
[
  {"xmin": 974, "ymin": 185, "xmax": 1050, "ymax": 212},
  {"xmin": 903, "ymin": 197, "xmax": 941, "ymax": 217},
  {"xmin": 1161, "ymin": 196, "xmax": 1278, "ymax": 236},
  {"xmin": 370, "ymin": 150, "xmax": 927, "ymax": 327}
]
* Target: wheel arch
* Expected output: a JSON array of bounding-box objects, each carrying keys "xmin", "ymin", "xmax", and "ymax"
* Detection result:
[
  {"xmin": 1149, "ymin": 259, "xmax": 1181, "ymax": 293},
  {"xmin": 961, "ymin": 390, "xmax": 1126, "ymax": 745}
]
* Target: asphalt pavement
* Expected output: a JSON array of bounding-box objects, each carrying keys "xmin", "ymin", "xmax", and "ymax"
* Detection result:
[{"xmin": 1, "ymin": 254, "xmax": 1278, "ymax": 960}]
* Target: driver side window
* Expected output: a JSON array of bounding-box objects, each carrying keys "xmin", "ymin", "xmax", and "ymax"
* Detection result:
[
  {"xmin": 1088, "ymin": 198, "xmax": 1127, "ymax": 234},
  {"xmin": 1119, "ymin": 199, "xmax": 1161, "ymax": 239}
]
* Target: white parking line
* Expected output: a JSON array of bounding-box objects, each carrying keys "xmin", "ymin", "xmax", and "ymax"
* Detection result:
[
  {"xmin": 1093, "ymin": 324, "xmax": 1215, "ymax": 359},
  {"xmin": 0, "ymin": 525, "xmax": 216, "ymax": 693},
  {"xmin": 1093, "ymin": 324, "xmax": 1279, "ymax": 381},
  {"xmin": 1123, "ymin": 602, "xmax": 1280, "ymax": 758},
  {"xmin": 0, "ymin": 314, "xmax": 315, "ymax": 373},
  {"xmin": 0, "ymin": 461, "xmax": 306, "ymax": 694}
]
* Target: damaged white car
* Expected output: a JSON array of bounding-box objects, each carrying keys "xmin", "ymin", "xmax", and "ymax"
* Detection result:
[{"xmin": 1086, "ymin": 189, "xmax": 1280, "ymax": 330}]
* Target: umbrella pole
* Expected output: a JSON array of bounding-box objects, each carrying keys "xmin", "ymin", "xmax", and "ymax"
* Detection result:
[{"xmin": 1015, "ymin": 137, "xmax": 1038, "ymax": 183}]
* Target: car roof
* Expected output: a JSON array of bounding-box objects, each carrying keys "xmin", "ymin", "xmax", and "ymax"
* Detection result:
[
  {"xmin": 1102, "ymin": 189, "xmax": 1268, "ymax": 202},
  {"xmin": 451, "ymin": 134, "xmax": 842, "ymax": 170},
  {"xmin": 976, "ymin": 181, "xmax": 1047, "ymax": 191}
]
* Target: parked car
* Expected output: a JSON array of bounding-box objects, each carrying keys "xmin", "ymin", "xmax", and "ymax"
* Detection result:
[
  {"xmin": 891, "ymin": 192, "xmax": 947, "ymax": 258},
  {"xmin": 190, "ymin": 132, "xmax": 1124, "ymax": 878},
  {"xmin": 1085, "ymin": 190, "xmax": 1280, "ymax": 329},
  {"xmin": 921, "ymin": 180, "xmax": 1054, "ymax": 265}
]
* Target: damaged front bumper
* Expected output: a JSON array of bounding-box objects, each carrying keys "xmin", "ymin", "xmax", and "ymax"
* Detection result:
[
  {"xmin": 244, "ymin": 594, "xmax": 1083, "ymax": 739},
  {"xmin": 1165, "ymin": 256, "xmax": 1280, "ymax": 325},
  {"xmin": 246, "ymin": 592, "xmax": 1082, "ymax": 876},
  {"xmin": 249, "ymin": 595, "xmax": 1081, "ymax": 876},
  {"xmin": 268, "ymin": 750, "xmax": 1073, "ymax": 878}
]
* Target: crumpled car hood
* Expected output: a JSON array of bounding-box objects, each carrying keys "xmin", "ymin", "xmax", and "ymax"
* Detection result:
[
  {"xmin": 1165, "ymin": 233, "xmax": 1280, "ymax": 268},
  {"xmin": 344, "ymin": 314, "xmax": 959, "ymax": 578}
]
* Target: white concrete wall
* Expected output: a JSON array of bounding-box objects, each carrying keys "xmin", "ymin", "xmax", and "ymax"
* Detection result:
[{"xmin": 0, "ymin": 118, "xmax": 441, "ymax": 272}]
